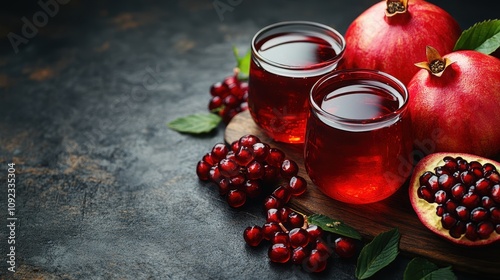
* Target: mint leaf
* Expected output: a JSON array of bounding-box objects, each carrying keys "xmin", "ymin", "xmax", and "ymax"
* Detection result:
[
  {"xmin": 404, "ymin": 257, "xmax": 456, "ymax": 280},
  {"xmin": 453, "ymin": 19, "xmax": 500, "ymax": 54},
  {"xmin": 355, "ymin": 228, "xmax": 400, "ymax": 279},
  {"xmin": 167, "ymin": 113, "xmax": 222, "ymax": 134},
  {"xmin": 233, "ymin": 46, "xmax": 251, "ymax": 80},
  {"xmin": 308, "ymin": 214, "xmax": 362, "ymax": 240}
]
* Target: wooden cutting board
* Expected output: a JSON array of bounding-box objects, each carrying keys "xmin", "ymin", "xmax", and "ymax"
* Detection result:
[{"xmin": 225, "ymin": 110, "xmax": 500, "ymax": 278}]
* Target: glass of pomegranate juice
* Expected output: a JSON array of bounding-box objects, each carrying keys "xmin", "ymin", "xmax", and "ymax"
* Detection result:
[
  {"xmin": 304, "ymin": 69, "xmax": 413, "ymax": 204},
  {"xmin": 248, "ymin": 21, "xmax": 345, "ymax": 144}
]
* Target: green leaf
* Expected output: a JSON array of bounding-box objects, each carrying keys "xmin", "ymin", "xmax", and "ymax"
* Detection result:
[
  {"xmin": 307, "ymin": 214, "xmax": 362, "ymax": 240},
  {"xmin": 453, "ymin": 19, "xmax": 500, "ymax": 54},
  {"xmin": 404, "ymin": 257, "xmax": 456, "ymax": 280},
  {"xmin": 167, "ymin": 113, "xmax": 222, "ymax": 134},
  {"xmin": 233, "ymin": 46, "xmax": 251, "ymax": 80},
  {"xmin": 355, "ymin": 228, "xmax": 400, "ymax": 279}
]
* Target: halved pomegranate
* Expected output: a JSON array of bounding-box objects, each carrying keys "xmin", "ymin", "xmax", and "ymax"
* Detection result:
[{"xmin": 409, "ymin": 153, "xmax": 500, "ymax": 246}]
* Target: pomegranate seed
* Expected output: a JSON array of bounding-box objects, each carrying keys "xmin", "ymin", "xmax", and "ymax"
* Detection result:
[
  {"xmin": 436, "ymin": 204, "xmax": 445, "ymax": 216},
  {"xmin": 281, "ymin": 159, "xmax": 299, "ymax": 178},
  {"xmin": 268, "ymin": 243, "xmax": 291, "ymax": 263},
  {"xmin": 223, "ymin": 94, "xmax": 239, "ymax": 108},
  {"xmin": 475, "ymin": 178, "xmax": 492, "ymax": 196},
  {"xmin": 266, "ymin": 148, "xmax": 285, "ymax": 167},
  {"xmin": 226, "ymin": 189, "xmax": 246, "ymax": 208},
  {"xmin": 470, "ymin": 167, "xmax": 484, "ymax": 178},
  {"xmin": 202, "ymin": 153, "xmax": 216, "ymax": 166},
  {"xmin": 481, "ymin": 196, "xmax": 495, "ymax": 209},
  {"xmin": 210, "ymin": 165, "xmax": 223, "ymax": 183},
  {"xmin": 263, "ymin": 195, "xmax": 283, "ymax": 211},
  {"xmin": 306, "ymin": 225, "xmax": 323, "ymax": 243},
  {"xmin": 210, "ymin": 81, "xmax": 229, "ymax": 97},
  {"xmin": 496, "ymin": 224, "xmax": 500, "ymax": 234},
  {"xmin": 424, "ymin": 174, "xmax": 439, "ymax": 194},
  {"xmin": 460, "ymin": 171, "xmax": 476, "ymax": 185},
  {"xmin": 477, "ymin": 221, "xmax": 494, "ymax": 239},
  {"xmin": 263, "ymin": 164, "xmax": 279, "ymax": 182},
  {"xmin": 445, "ymin": 199, "xmax": 458, "ymax": 213},
  {"xmin": 438, "ymin": 174, "xmax": 456, "ymax": 192},
  {"xmin": 240, "ymin": 101, "xmax": 248, "ymax": 111},
  {"xmin": 457, "ymin": 158, "xmax": 469, "ymax": 171},
  {"xmin": 292, "ymin": 246, "xmax": 310, "ymax": 264},
  {"xmin": 262, "ymin": 222, "xmax": 282, "ymax": 240},
  {"xmin": 486, "ymin": 171, "xmax": 500, "ymax": 184},
  {"xmin": 229, "ymin": 174, "xmax": 245, "ymax": 187},
  {"xmin": 289, "ymin": 228, "xmax": 309, "ymax": 248},
  {"xmin": 434, "ymin": 190, "xmax": 447, "ymax": 204},
  {"xmin": 275, "ymin": 207, "xmax": 290, "ymax": 222},
  {"xmin": 219, "ymin": 158, "xmax": 240, "ymax": 177},
  {"xmin": 490, "ymin": 207, "xmax": 500, "ymax": 223},
  {"xmin": 449, "ymin": 221, "xmax": 466, "ymax": 238},
  {"xmin": 491, "ymin": 184, "xmax": 500, "ymax": 203},
  {"xmin": 238, "ymin": 134, "xmax": 260, "ymax": 148},
  {"xmin": 288, "ymin": 176, "xmax": 307, "ymax": 196},
  {"xmin": 419, "ymin": 171, "xmax": 434, "ymax": 186},
  {"xmin": 451, "ymin": 183, "xmax": 466, "ymax": 201},
  {"xmin": 455, "ymin": 206, "xmax": 470, "ymax": 221},
  {"xmin": 266, "ymin": 208, "xmax": 281, "ymax": 223},
  {"xmin": 252, "ymin": 142, "xmax": 270, "ymax": 161},
  {"xmin": 246, "ymin": 160, "xmax": 264, "ymax": 180},
  {"xmin": 235, "ymin": 146, "xmax": 254, "ymax": 166},
  {"xmin": 230, "ymin": 140, "xmax": 240, "ymax": 153},
  {"xmin": 483, "ymin": 163, "xmax": 497, "ymax": 173},
  {"xmin": 305, "ymin": 249, "xmax": 328, "ymax": 273},
  {"xmin": 208, "ymin": 96, "xmax": 223, "ymax": 111},
  {"xmin": 196, "ymin": 160, "xmax": 212, "ymax": 181},
  {"xmin": 465, "ymin": 222, "xmax": 479, "ymax": 241},
  {"xmin": 272, "ymin": 185, "xmax": 292, "ymax": 204},
  {"xmin": 469, "ymin": 160, "xmax": 482, "ymax": 169},
  {"xmin": 243, "ymin": 225, "xmax": 263, "ymax": 247},
  {"xmin": 442, "ymin": 156, "xmax": 458, "ymax": 171},
  {"xmin": 211, "ymin": 143, "xmax": 229, "ymax": 161},
  {"xmin": 334, "ymin": 237, "xmax": 357, "ymax": 258},
  {"xmin": 315, "ymin": 238, "xmax": 333, "ymax": 256},
  {"xmin": 287, "ymin": 212, "xmax": 305, "ymax": 229},
  {"xmin": 470, "ymin": 207, "xmax": 489, "ymax": 222},
  {"xmin": 462, "ymin": 193, "xmax": 480, "ymax": 209},
  {"xmin": 418, "ymin": 186, "xmax": 434, "ymax": 203},
  {"xmin": 271, "ymin": 232, "xmax": 290, "ymax": 246},
  {"xmin": 218, "ymin": 178, "xmax": 230, "ymax": 196},
  {"xmin": 244, "ymin": 180, "xmax": 261, "ymax": 198},
  {"xmin": 441, "ymin": 213, "xmax": 457, "ymax": 229}
]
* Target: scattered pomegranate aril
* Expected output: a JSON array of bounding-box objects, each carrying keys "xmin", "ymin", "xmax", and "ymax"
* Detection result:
[
  {"xmin": 208, "ymin": 74, "xmax": 248, "ymax": 123},
  {"xmin": 334, "ymin": 237, "xmax": 357, "ymax": 259},
  {"xmin": 409, "ymin": 153, "xmax": 500, "ymax": 246},
  {"xmin": 268, "ymin": 243, "xmax": 291, "ymax": 263},
  {"xmin": 243, "ymin": 225, "xmax": 263, "ymax": 247}
]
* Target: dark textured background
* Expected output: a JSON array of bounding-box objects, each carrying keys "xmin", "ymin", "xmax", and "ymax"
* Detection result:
[{"xmin": 0, "ymin": 0, "xmax": 498, "ymax": 279}]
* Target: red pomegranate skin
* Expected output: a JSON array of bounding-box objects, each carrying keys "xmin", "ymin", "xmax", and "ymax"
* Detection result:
[
  {"xmin": 342, "ymin": 0, "xmax": 461, "ymax": 85},
  {"xmin": 408, "ymin": 51, "xmax": 500, "ymax": 158}
]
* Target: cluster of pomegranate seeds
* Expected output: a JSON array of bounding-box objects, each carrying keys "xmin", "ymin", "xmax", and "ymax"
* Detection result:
[
  {"xmin": 243, "ymin": 207, "xmax": 357, "ymax": 273},
  {"xmin": 208, "ymin": 74, "xmax": 248, "ymax": 123},
  {"xmin": 417, "ymin": 156, "xmax": 500, "ymax": 240},
  {"xmin": 196, "ymin": 134, "xmax": 307, "ymax": 208}
]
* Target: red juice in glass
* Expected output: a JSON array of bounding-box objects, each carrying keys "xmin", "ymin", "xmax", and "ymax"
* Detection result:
[
  {"xmin": 304, "ymin": 69, "xmax": 413, "ymax": 204},
  {"xmin": 248, "ymin": 21, "xmax": 345, "ymax": 144}
]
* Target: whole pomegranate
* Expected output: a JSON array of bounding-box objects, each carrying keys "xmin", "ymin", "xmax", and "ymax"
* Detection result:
[
  {"xmin": 342, "ymin": 0, "xmax": 461, "ymax": 85},
  {"xmin": 408, "ymin": 46, "xmax": 500, "ymax": 158}
]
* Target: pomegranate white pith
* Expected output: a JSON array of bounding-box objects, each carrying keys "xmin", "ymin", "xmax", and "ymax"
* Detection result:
[{"xmin": 409, "ymin": 153, "xmax": 500, "ymax": 246}]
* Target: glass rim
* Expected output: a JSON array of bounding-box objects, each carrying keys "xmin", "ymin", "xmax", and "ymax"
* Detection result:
[
  {"xmin": 251, "ymin": 20, "xmax": 346, "ymax": 70},
  {"xmin": 309, "ymin": 68, "xmax": 409, "ymax": 125}
]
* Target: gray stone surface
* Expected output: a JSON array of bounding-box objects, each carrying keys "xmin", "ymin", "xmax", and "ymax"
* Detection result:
[{"xmin": 0, "ymin": 0, "xmax": 497, "ymax": 279}]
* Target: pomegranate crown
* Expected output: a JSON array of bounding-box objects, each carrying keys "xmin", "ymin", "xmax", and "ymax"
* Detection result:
[
  {"xmin": 385, "ymin": 0, "xmax": 408, "ymax": 17},
  {"xmin": 414, "ymin": 46, "xmax": 454, "ymax": 77}
]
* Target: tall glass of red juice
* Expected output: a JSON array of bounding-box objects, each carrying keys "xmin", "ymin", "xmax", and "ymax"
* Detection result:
[
  {"xmin": 305, "ymin": 69, "xmax": 413, "ymax": 204},
  {"xmin": 248, "ymin": 21, "xmax": 345, "ymax": 144}
]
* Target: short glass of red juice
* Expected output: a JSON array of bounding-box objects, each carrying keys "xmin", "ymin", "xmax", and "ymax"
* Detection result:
[
  {"xmin": 304, "ymin": 69, "xmax": 413, "ymax": 204},
  {"xmin": 248, "ymin": 21, "xmax": 345, "ymax": 144}
]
